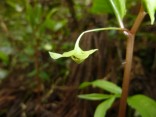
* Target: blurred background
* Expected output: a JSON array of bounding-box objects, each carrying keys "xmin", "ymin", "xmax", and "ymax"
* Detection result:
[{"xmin": 0, "ymin": 0, "xmax": 156, "ymax": 117}]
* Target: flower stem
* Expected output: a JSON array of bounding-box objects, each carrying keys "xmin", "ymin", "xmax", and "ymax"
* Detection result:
[{"xmin": 75, "ymin": 27, "xmax": 126, "ymax": 49}]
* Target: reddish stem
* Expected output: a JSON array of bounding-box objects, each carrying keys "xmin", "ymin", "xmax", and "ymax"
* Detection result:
[{"xmin": 118, "ymin": 5, "xmax": 146, "ymax": 117}]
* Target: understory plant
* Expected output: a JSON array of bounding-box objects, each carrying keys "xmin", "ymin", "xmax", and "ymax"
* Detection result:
[{"xmin": 49, "ymin": 0, "xmax": 156, "ymax": 117}]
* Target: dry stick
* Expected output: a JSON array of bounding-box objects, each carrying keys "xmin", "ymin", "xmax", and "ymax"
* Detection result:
[{"xmin": 118, "ymin": 5, "xmax": 146, "ymax": 117}]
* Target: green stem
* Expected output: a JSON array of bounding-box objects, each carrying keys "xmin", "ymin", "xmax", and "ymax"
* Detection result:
[
  {"xmin": 75, "ymin": 27, "xmax": 126, "ymax": 49},
  {"xmin": 118, "ymin": 5, "xmax": 146, "ymax": 117},
  {"xmin": 109, "ymin": 0, "xmax": 125, "ymax": 28}
]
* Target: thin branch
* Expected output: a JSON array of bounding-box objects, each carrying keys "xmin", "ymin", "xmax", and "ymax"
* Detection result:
[{"xmin": 130, "ymin": 5, "xmax": 146, "ymax": 34}]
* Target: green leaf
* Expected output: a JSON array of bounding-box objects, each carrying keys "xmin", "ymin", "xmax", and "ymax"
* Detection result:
[
  {"xmin": 6, "ymin": 0, "xmax": 23, "ymax": 12},
  {"xmin": 39, "ymin": 8, "xmax": 58, "ymax": 32},
  {"xmin": 142, "ymin": 0, "xmax": 156, "ymax": 24},
  {"xmin": 25, "ymin": 0, "xmax": 33, "ymax": 26},
  {"xmin": 33, "ymin": 3, "xmax": 42, "ymax": 25},
  {"xmin": 92, "ymin": 80, "xmax": 122, "ymax": 94},
  {"xmin": 25, "ymin": 1, "xmax": 42, "ymax": 27},
  {"xmin": 91, "ymin": 0, "xmax": 126, "ymax": 27},
  {"xmin": 0, "ymin": 51, "xmax": 9, "ymax": 64},
  {"xmin": 91, "ymin": 0, "xmax": 112, "ymax": 14},
  {"xmin": 128, "ymin": 94, "xmax": 156, "ymax": 117},
  {"xmin": 94, "ymin": 97, "xmax": 115, "ymax": 117},
  {"xmin": 40, "ymin": 8, "xmax": 67, "ymax": 32},
  {"xmin": 79, "ymin": 82, "xmax": 92, "ymax": 89},
  {"xmin": 39, "ymin": 71, "xmax": 50, "ymax": 81},
  {"xmin": 113, "ymin": 0, "xmax": 126, "ymax": 19},
  {"xmin": 43, "ymin": 19, "xmax": 67, "ymax": 32},
  {"xmin": 78, "ymin": 93, "xmax": 113, "ymax": 100}
]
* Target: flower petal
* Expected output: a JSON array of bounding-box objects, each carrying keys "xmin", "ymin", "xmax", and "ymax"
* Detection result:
[
  {"xmin": 49, "ymin": 52, "xmax": 63, "ymax": 59},
  {"xmin": 62, "ymin": 50, "xmax": 75, "ymax": 57},
  {"xmin": 83, "ymin": 49, "xmax": 98, "ymax": 58},
  {"xmin": 71, "ymin": 49, "xmax": 98, "ymax": 63}
]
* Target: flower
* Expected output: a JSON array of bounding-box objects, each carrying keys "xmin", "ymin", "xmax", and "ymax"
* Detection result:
[
  {"xmin": 49, "ymin": 30, "xmax": 98, "ymax": 63},
  {"xmin": 49, "ymin": 27, "xmax": 125, "ymax": 63},
  {"xmin": 49, "ymin": 46, "xmax": 97, "ymax": 64}
]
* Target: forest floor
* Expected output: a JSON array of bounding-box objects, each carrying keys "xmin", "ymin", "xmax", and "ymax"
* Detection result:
[{"xmin": 0, "ymin": 68, "xmax": 156, "ymax": 117}]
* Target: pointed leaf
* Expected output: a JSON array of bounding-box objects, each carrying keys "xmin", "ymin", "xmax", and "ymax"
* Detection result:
[
  {"xmin": 33, "ymin": 3, "xmax": 42, "ymax": 24},
  {"xmin": 0, "ymin": 51, "xmax": 9, "ymax": 64},
  {"xmin": 40, "ymin": 8, "xmax": 58, "ymax": 32},
  {"xmin": 113, "ymin": 0, "xmax": 126, "ymax": 19},
  {"xmin": 142, "ymin": 0, "xmax": 156, "ymax": 24},
  {"xmin": 91, "ymin": 0, "xmax": 126, "ymax": 19},
  {"xmin": 94, "ymin": 97, "xmax": 115, "ymax": 117},
  {"xmin": 128, "ymin": 94, "xmax": 156, "ymax": 117},
  {"xmin": 78, "ymin": 93, "xmax": 113, "ymax": 100},
  {"xmin": 79, "ymin": 82, "xmax": 92, "ymax": 89},
  {"xmin": 91, "ymin": 0, "xmax": 112, "ymax": 14},
  {"xmin": 92, "ymin": 80, "xmax": 122, "ymax": 94},
  {"xmin": 25, "ymin": 0, "xmax": 33, "ymax": 24}
]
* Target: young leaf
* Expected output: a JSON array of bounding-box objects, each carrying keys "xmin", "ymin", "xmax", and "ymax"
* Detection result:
[
  {"xmin": 91, "ymin": 0, "xmax": 126, "ymax": 27},
  {"xmin": 0, "ymin": 51, "xmax": 9, "ymax": 64},
  {"xmin": 94, "ymin": 97, "xmax": 115, "ymax": 117},
  {"xmin": 128, "ymin": 94, "xmax": 156, "ymax": 117},
  {"xmin": 33, "ymin": 3, "xmax": 42, "ymax": 25},
  {"xmin": 142, "ymin": 0, "xmax": 156, "ymax": 24},
  {"xmin": 78, "ymin": 93, "xmax": 113, "ymax": 100},
  {"xmin": 79, "ymin": 82, "xmax": 92, "ymax": 89},
  {"xmin": 25, "ymin": 0, "xmax": 33, "ymax": 25},
  {"xmin": 25, "ymin": 0, "xmax": 42, "ymax": 27},
  {"xmin": 91, "ymin": 0, "xmax": 112, "ymax": 14},
  {"xmin": 40, "ymin": 8, "xmax": 58, "ymax": 32},
  {"xmin": 112, "ymin": 0, "xmax": 126, "ymax": 19},
  {"xmin": 92, "ymin": 79, "xmax": 122, "ymax": 94}
]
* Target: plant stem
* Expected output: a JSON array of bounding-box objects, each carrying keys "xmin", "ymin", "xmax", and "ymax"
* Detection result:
[
  {"xmin": 118, "ymin": 33, "xmax": 134, "ymax": 117},
  {"xmin": 118, "ymin": 5, "xmax": 146, "ymax": 117},
  {"xmin": 130, "ymin": 6, "xmax": 146, "ymax": 35},
  {"xmin": 34, "ymin": 38, "xmax": 40, "ymax": 82},
  {"xmin": 75, "ymin": 27, "xmax": 126, "ymax": 49}
]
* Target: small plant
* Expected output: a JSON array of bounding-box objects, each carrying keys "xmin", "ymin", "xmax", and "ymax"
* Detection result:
[
  {"xmin": 49, "ymin": 0, "xmax": 156, "ymax": 117},
  {"xmin": 78, "ymin": 79, "xmax": 156, "ymax": 117}
]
